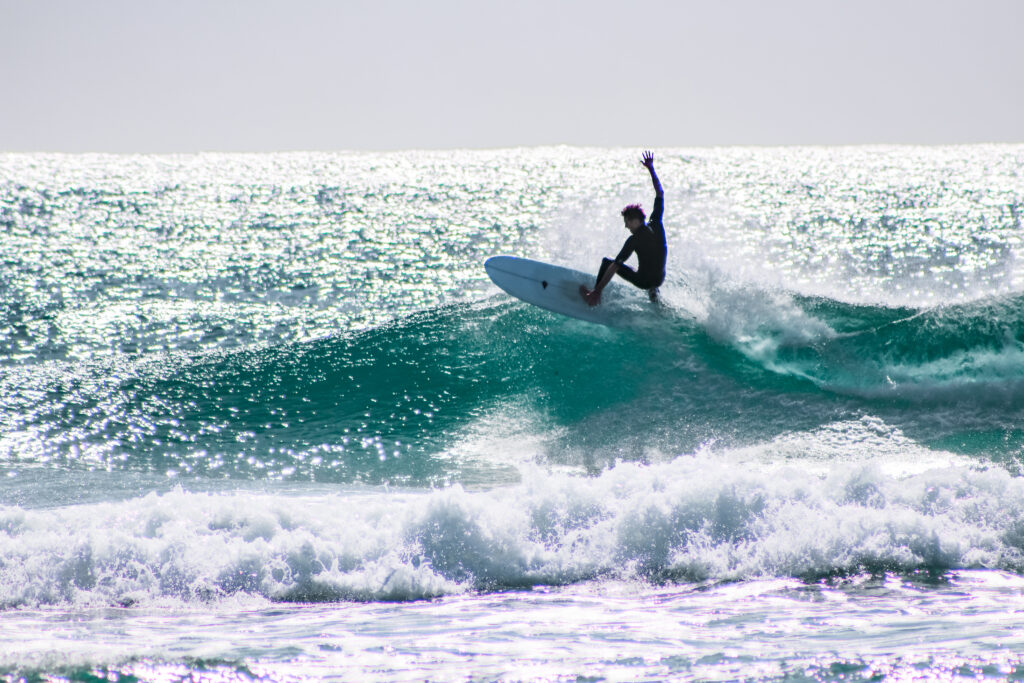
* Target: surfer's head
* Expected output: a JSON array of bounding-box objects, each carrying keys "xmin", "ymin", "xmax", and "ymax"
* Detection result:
[{"xmin": 621, "ymin": 204, "xmax": 645, "ymax": 232}]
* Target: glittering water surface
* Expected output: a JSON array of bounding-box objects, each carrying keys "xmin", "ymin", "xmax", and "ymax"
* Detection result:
[
  {"xmin": 2, "ymin": 146, "xmax": 1024, "ymax": 681},
  {"xmin": 1, "ymin": 151, "xmax": 564, "ymax": 361},
  {"xmin": 5, "ymin": 575, "xmax": 1024, "ymax": 681}
]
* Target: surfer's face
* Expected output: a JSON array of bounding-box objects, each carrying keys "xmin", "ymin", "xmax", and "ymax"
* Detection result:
[{"xmin": 624, "ymin": 216, "xmax": 644, "ymax": 233}]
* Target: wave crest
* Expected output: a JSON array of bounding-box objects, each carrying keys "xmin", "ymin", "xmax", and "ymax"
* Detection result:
[{"xmin": 3, "ymin": 445, "xmax": 1024, "ymax": 608}]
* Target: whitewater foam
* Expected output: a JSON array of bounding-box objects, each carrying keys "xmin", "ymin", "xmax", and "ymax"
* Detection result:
[{"xmin": 2, "ymin": 434, "xmax": 1022, "ymax": 609}]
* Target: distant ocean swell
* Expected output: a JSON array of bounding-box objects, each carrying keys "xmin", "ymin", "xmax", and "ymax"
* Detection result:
[{"xmin": 3, "ymin": 451, "xmax": 1024, "ymax": 608}]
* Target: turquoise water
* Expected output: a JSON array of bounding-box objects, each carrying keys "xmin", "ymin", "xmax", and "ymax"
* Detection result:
[{"xmin": 3, "ymin": 146, "xmax": 1024, "ymax": 680}]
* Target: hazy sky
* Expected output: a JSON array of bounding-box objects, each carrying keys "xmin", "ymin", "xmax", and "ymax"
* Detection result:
[{"xmin": 2, "ymin": 0, "xmax": 1021, "ymax": 152}]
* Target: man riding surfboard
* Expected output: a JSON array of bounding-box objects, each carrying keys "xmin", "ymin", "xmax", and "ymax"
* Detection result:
[{"xmin": 580, "ymin": 150, "xmax": 666, "ymax": 305}]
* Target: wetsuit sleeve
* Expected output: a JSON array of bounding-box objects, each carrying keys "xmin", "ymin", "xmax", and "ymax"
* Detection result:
[
  {"xmin": 614, "ymin": 235, "xmax": 636, "ymax": 264},
  {"xmin": 650, "ymin": 195, "xmax": 665, "ymax": 238}
]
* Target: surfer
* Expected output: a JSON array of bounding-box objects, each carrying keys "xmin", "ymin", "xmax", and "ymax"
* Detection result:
[{"xmin": 580, "ymin": 150, "xmax": 666, "ymax": 306}]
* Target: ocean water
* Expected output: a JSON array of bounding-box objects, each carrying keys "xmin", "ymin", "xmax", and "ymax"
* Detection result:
[{"xmin": 2, "ymin": 146, "xmax": 1024, "ymax": 681}]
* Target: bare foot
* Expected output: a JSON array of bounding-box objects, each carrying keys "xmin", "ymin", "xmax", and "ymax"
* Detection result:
[{"xmin": 579, "ymin": 285, "xmax": 600, "ymax": 307}]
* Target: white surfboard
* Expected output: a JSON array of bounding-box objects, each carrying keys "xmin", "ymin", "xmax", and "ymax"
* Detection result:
[{"xmin": 485, "ymin": 255, "xmax": 635, "ymax": 326}]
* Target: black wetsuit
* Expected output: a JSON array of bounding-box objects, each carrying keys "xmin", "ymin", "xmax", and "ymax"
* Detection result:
[{"xmin": 597, "ymin": 195, "xmax": 666, "ymax": 290}]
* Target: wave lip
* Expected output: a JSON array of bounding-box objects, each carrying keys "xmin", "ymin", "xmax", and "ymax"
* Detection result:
[
  {"xmin": 3, "ymin": 447, "xmax": 1024, "ymax": 608},
  {"xmin": 683, "ymin": 269, "xmax": 1024, "ymax": 405}
]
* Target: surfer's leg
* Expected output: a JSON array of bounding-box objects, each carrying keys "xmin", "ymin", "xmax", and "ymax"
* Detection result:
[
  {"xmin": 595, "ymin": 258, "xmax": 615, "ymax": 287},
  {"xmin": 617, "ymin": 266, "xmax": 661, "ymax": 302},
  {"xmin": 613, "ymin": 263, "xmax": 643, "ymax": 287}
]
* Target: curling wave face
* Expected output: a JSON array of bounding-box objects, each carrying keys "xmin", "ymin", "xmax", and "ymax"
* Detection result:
[{"xmin": 5, "ymin": 287, "xmax": 1024, "ymax": 485}]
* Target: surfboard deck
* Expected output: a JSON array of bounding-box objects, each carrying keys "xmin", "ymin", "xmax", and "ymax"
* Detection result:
[{"xmin": 484, "ymin": 255, "xmax": 632, "ymax": 326}]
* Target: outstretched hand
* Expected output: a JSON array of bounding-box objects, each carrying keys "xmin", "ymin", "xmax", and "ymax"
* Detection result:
[{"xmin": 641, "ymin": 150, "xmax": 655, "ymax": 170}]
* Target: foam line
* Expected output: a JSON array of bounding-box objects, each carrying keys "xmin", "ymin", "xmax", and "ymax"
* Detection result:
[{"xmin": 2, "ymin": 445, "xmax": 1022, "ymax": 608}]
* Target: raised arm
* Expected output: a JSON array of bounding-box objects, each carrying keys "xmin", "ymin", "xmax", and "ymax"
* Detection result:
[{"xmin": 642, "ymin": 150, "xmax": 663, "ymax": 197}]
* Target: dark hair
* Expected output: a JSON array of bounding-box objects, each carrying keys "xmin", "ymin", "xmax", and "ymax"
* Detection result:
[{"xmin": 621, "ymin": 204, "xmax": 645, "ymax": 222}]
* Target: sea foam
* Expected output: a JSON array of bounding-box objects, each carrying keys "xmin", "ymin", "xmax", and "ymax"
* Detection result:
[{"xmin": 2, "ymin": 432, "xmax": 1023, "ymax": 608}]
